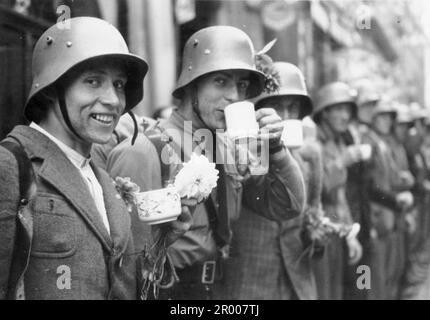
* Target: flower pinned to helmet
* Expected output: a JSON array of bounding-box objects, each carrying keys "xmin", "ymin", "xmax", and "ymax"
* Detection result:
[{"xmin": 255, "ymin": 39, "xmax": 280, "ymax": 94}]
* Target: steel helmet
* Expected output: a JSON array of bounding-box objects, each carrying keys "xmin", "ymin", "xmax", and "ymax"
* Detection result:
[
  {"xmin": 372, "ymin": 98, "xmax": 397, "ymax": 119},
  {"xmin": 253, "ymin": 62, "xmax": 313, "ymax": 118},
  {"xmin": 355, "ymin": 81, "xmax": 380, "ymax": 107},
  {"xmin": 312, "ymin": 82, "xmax": 357, "ymax": 123},
  {"xmin": 173, "ymin": 26, "xmax": 265, "ymax": 99},
  {"xmin": 409, "ymin": 102, "xmax": 427, "ymax": 121},
  {"xmin": 25, "ymin": 16, "xmax": 148, "ymax": 121},
  {"xmin": 395, "ymin": 103, "xmax": 413, "ymax": 124}
]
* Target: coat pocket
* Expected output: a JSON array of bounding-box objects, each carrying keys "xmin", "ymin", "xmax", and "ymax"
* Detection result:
[{"xmin": 31, "ymin": 193, "xmax": 76, "ymax": 258}]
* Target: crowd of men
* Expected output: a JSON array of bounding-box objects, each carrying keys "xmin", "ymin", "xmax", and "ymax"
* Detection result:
[{"xmin": 1, "ymin": 16, "xmax": 430, "ymax": 300}]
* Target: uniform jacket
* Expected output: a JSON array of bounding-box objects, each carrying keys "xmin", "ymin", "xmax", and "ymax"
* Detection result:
[
  {"xmin": 159, "ymin": 110, "xmax": 306, "ymax": 271},
  {"xmin": 0, "ymin": 126, "xmax": 138, "ymax": 300},
  {"xmin": 222, "ymin": 146, "xmax": 318, "ymax": 300},
  {"xmin": 317, "ymin": 123, "xmax": 353, "ymax": 225},
  {"xmin": 361, "ymin": 127, "xmax": 402, "ymax": 236}
]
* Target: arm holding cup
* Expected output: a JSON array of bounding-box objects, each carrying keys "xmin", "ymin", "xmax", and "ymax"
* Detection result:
[
  {"xmin": 105, "ymin": 133, "xmax": 200, "ymax": 298},
  {"xmin": 241, "ymin": 107, "xmax": 306, "ymax": 221},
  {"xmin": 105, "ymin": 134, "xmax": 194, "ymax": 246}
]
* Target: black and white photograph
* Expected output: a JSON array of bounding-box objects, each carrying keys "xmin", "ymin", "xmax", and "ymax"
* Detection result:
[{"xmin": 1, "ymin": 0, "xmax": 430, "ymax": 304}]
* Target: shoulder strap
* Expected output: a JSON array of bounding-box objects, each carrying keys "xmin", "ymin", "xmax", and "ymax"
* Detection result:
[
  {"xmin": 0, "ymin": 139, "xmax": 35, "ymax": 203},
  {"xmin": 0, "ymin": 138, "xmax": 35, "ymax": 300}
]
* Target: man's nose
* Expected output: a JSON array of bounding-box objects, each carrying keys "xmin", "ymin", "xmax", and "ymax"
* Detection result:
[
  {"xmin": 224, "ymin": 84, "xmax": 240, "ymax": 103},
  {"xmin": 99, "ymin": 83, "xmax": 121, "ymax": 108},
  {"xmin": 340, "ymin": 109, "xmax": 351, "ymax": 120}
]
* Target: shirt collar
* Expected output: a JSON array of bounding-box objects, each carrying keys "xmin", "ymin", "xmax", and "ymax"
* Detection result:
[{"xmin": 30, "ymin": 122, "xmax": 91, "ymax": 169}]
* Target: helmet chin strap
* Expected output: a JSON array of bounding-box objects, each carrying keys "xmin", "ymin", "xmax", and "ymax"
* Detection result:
[
  {"xmin": 128, "ymin": 111, "xmax": 138, "ymax": 146},
  {"xmin": 56, "ymin": 85, "xmax": 83, "ymax": 141}
]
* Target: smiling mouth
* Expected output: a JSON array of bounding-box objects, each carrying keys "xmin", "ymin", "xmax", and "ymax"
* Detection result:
[{"xmin": 91, "ymin": 114, "xmax": 115, "ymax": 125}]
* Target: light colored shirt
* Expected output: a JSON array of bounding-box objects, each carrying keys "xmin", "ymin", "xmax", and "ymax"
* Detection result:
[{"xmin": 30, "ymin": 122, "xmax": 110, "ymax": 235}]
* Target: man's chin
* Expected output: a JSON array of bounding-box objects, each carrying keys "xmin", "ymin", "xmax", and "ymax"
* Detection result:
[{"xmin": 88, "ymin": 134, "xmax": 112, "ymax": 145}]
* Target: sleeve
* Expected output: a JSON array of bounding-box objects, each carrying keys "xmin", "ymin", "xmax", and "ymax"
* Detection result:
[
  {"xmin": 105, "ymin": 134, "xmax": 162, "ymax": 253},
  {"xmin": 321, "ymin": 149, "xmax": 348, "ymax": 193},
  {"xmin": 106, "ymin": 134, "xmax": 162, "ymax": 192},
  {"xmin": 0, "ymin": 147, "xmax": 20, "ymax": 299},
  {"xmin": 242, "ymin": 147, "xmax": 306, "ymax": 221},
  {"xmin": 363, "ymin": 153, "xmax": 399, "ymax": 211},
  {"xmin": 297, "ymin": 141, "xmax": 323, "ymax": 208},
  {"xmin": 368, "ymin": 186, "xmax": 398, "ymax": 211},
  {"xmin": 320, "ymin": 142, "xmax": 355, "ymax": 225}
]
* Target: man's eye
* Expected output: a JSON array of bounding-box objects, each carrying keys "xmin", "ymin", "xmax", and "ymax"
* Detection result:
[
  {"xmin": 114, "ymin": 80, "xmax": 126, "ymax": 90},
  {"xmin": 238, "ymin": 81, "xmax": 250, "ymax": 90},
  {"xmin": 214, "ymin": 78, "xmax": 226, "ymax": 86},
  {"xmin": 85, "ymin": 78, "xmax": 100, "ymax": 87}
]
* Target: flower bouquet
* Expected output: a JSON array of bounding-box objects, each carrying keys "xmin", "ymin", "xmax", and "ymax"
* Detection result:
[
  {"xmin": 301, "ymin": 206, "xmax": 360, "ymax": 259},
  {"xmin": 136, "ymin": 153, "xmax": 219, "ymax": 299},
  {"xmin": 172, "ymin": 153, "xmax": 219, "ymax": 202}
]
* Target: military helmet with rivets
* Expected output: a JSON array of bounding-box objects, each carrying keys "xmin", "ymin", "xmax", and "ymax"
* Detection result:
[
  {"xmin": 312, "ymin": 81, "xmax": 358, "ymax": 123},
  {"xmin": 371, "ymin": 97, "xmax": 397, "ymax": 119},
  {"xmin": 25, "ymin": 16, "xmax": 148, "ymax": 120},
  {"xmin": 172, "ymin": 26, "xmax": 266, "ymax": 99},
  {"xmin": 409, "ymin": 102, "xmax": 427, "ymax": 121},
  {"xmin": 394, "ymin": 103, "xmax": 413, "ymax": 124},
  {"xmin": 253, "ymin": 62, "xmax": 313, "ymax": 119},
  {"xmin": 355, "ymin": 79, "xmax": 381, "ymax": 107}
]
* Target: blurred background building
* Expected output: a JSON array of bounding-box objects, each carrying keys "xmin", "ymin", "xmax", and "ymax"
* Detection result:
[{"xmin": 0, "ymin": 0, "xmax": 429, "ymax": 140}]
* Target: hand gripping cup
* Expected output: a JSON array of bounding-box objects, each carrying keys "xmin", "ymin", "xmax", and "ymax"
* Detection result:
[
  {"xmin": 224, "ymin": 101, "xmax": 269, "ymax": 175},
  {"xmin": 136, "ymin": 187, "xmax": 181, "ymax": 225}
]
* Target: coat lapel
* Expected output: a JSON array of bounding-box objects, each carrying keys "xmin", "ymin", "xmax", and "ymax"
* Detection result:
[
  {"xmin": 10, "ymin": 126, "xmax": 113, "ymax": 252},
  {"xmin": 93, "ymin": 165, "xmax": 131, "ymax": 254}
]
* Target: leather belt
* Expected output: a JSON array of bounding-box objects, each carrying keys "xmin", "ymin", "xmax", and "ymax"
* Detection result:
[{"xmin": 176, "ymin": 260, "xmax": 221, "ymax": 285}]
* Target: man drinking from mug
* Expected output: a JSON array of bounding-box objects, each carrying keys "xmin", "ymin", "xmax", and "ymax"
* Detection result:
[{"xmin": 109, "ymin": 26, "xmax": 306, "ymax": 300}]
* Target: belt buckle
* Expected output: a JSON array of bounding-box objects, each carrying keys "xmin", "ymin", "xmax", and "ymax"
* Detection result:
[{"xmin": 201, "ymin": 260, "xmax": 216, "ymax": 284}]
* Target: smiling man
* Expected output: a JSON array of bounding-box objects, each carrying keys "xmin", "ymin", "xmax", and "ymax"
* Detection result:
[{"xmin": 0, "ymin": 17, "xmax": 192, "ymax": 300}]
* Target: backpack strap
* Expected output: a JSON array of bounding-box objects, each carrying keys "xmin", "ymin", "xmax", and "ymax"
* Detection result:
[
  {"xmin": 0, "ymin": 138, "xmax": 35, "ymax": 300},
  {"xmin": 0, "ymin": 140, "xmax": 35, "ymax": 203}
]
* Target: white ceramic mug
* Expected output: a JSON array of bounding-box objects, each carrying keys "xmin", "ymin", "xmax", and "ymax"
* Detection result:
[
  {"xmin": 359, "ymin": 144, "xmax": 372, "ymax": 161},
  {"xmin": 135, "ymin": 187, "xmax": 181, "ymax": 225},
  {"xmin": 224, "ymin": 101, "xmax": 259, "ymax": 140},
  {"xmin": 281, "ymin": 120, "xmax": 304, "ymax": 149}
]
